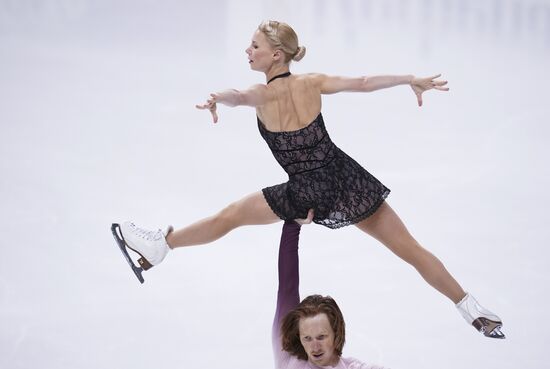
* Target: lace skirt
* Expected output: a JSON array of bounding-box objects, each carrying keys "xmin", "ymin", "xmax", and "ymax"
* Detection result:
[{"xmin": 262, "ymin": 148, "xmax": 390, "ymax": 229}]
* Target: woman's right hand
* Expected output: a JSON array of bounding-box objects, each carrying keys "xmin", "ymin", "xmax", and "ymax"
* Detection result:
[
  {"xmin": 410, "ymin": 74, "xmax": 449, "ymax": 107},
  {"xmin": 195, "ymin": 93, "xmax": 219, "ymax": 123}
]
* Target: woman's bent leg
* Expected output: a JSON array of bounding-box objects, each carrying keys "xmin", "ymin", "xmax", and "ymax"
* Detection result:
[
  {"xmin": 167, "ymin": 191, "xmax": 280, "ymax": 248},
  {"xmin": 356, "ymin": 201, "xmax": 466, "ymax": 304}
]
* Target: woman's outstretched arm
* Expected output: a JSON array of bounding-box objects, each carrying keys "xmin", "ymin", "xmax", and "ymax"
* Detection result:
[
  {"xmin": 195, "ymin": 84, "xmax": 269, "ymax": 123},
  {"xmin": 313, "ymin": 73, "xmax": 449, "ymax": 106}
]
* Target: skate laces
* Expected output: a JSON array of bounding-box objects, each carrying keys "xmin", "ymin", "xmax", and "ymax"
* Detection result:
[{"xmin": 129, "ymin": 223, "xmax": 164, "ymax": 241}]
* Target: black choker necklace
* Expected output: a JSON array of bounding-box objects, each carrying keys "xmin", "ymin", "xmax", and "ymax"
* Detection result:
[{"xmin": 267, "ymin": 72, "xmax": 291, "ymax": 84}]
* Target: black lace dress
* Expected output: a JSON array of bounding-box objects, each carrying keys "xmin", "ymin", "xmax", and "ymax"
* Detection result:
[{"xmin": 258, "ymin": 112, "xmax": 390, "ymax": 229}]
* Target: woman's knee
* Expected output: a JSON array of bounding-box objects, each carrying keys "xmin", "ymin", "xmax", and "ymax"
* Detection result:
[
  {"xmin": 214, "ymin": 201, "xmax": 242, "ymax": 228},
  {"xmin": 217, "ymin": 194, "xmax": 260, "ymax": 223},
  {"xmin": 215, "ymin": 192, "xmax": 277, "ymax": 227}
]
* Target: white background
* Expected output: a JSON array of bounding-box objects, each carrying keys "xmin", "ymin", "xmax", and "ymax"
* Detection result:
[{"xmin": 1, "ymin": 0, "xmax": 549, "ymax": 368}]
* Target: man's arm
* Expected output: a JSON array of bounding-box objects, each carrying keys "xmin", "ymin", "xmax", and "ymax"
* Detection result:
[{"xmin": 272, "ymin": 220, "xmax": 302, "ymax": 368}]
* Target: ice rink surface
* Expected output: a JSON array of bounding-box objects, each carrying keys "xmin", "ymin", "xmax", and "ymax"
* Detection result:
[{"xmin": 1, "ymin": 0, "xmax": 549, "ymax": 368}]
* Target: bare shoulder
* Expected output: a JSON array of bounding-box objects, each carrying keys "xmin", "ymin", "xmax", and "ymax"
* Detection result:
[
  {"xmin": 297, "ymin": 73, "xmax": 327, "ymax": 85},
  {"xmin": 248, "ymin": 83, "xmax": 268, "ymax": 92},
  {"xmin": 241, "ymin": 83, "xmax": 270, "ymax": 107},
  {"xmin": 290, "ymin": 73, "xmax": 329, "ymax": 94}
]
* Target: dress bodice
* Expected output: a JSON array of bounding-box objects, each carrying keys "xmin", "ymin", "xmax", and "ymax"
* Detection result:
[{"xmin": 257, "ymin": 113, "xmax": 337, "ymax": 177}]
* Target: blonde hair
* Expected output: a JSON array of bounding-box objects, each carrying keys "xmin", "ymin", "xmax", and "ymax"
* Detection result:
[{"xmin": 258, "ymin": 20, "xmax": 306, "ymax": 63}]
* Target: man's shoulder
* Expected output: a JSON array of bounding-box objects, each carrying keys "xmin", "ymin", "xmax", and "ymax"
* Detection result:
[{"xmin": 341, "ymin": 356, "xmax": 388, "ymax": 369}]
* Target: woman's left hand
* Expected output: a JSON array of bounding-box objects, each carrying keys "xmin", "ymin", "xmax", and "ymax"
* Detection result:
[
  {"xmin": 410, "ymin": 74, "xmax": 449, "ymax": 107},
  {"xmin": 195, "ymin": 93, "xmax": 219, "ymax": 123}
]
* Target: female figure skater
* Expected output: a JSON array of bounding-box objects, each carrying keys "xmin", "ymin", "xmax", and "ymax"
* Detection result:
[
  {"xmin": 112, "ymin": 20, "xmax": 504, "ymax": 338},
  {"xmin": 275, "ymin": 213, "xmax": 388, "ymax": 368}
]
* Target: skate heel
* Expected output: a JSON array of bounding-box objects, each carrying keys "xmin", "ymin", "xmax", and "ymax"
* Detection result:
[{"xmin": 138, "ymin": 257, "xmax": 153, "ymax": 271}]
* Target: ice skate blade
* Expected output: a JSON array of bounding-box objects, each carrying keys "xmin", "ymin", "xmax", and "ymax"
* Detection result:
[
  {"xmin": 473, "ymin": 318, "xmax": 505, "ymax": 339},
  {"xmin": 111, "ymin": 223, "xmax": 145, "ymax": 284}
]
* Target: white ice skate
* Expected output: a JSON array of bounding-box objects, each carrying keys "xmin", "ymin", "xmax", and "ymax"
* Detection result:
[
  {"xmin": 111, "ymin": 222, "xmax": 173, "ymax": 284},
  {"xmin": 456, "ymin": 293, "xmax": 505, "ymax": 339}
]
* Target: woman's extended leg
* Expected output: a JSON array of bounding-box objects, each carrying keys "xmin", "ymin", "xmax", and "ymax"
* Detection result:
[
  {"xmin": 356, "ymin": 201, "xmax": 505, "ymax": 338},
  {"xmin": 116, "ymin": 191, "xmax": 280, "ymax": 272},
  {"xmin": 166, "ymin": 191, "xmax": 280, "ymax": 248},
  {"xmin": 356, "ymin": 201, "xmax": 466, "ymax": 303}
]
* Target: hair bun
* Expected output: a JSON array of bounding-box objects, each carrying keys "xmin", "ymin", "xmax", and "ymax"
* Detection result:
[{"xmin": 292, "ymin": 46, "xmax": 306, "ymax": 62}]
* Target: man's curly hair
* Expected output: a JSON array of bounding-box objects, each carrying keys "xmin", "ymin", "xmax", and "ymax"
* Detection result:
[{"xmin": 280, "ymin": 295, "xmax": 346, "ymax": 360}]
